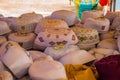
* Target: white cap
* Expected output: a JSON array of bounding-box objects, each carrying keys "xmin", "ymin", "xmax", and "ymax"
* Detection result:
[
  {"xmin": 51, "ymin": 10, "xmax": 77, "ymax": 26},
  {"xmin": 1, "ymin": 41, "xmax": 33, "ymax": 78},
  {"xmin": 0, "ymin": 21, "xmax": 11, "ymax": 35},
  {"xmin": 44, "ymin": 45, "xmax": 79, "ymax": 60},
  {"xmin": 28, "ymin": 50, "xmax": 53, "ymax": 61},
  {"xmin": 97, "ymin": 39, "xmax": 118, "ymax": 50},
  {"xmin": 35, "ymin": 19, "xmax": 68, "ymax": 34},
  {"xmin": 29, "ymin": 60, "xmax": 67, "ymax": 80},
  {"xmin": 59, "ymin": 50, "xmax": 96, "ymax": 65},
  {"xmin": 35, "ymin": 28, "xmax": 78, "ymax": 47}
]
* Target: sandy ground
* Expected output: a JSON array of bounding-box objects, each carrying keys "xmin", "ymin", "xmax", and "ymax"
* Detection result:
[{"xmin": 0, "ymin": 0, "xmax": 76, "ymax": 17}]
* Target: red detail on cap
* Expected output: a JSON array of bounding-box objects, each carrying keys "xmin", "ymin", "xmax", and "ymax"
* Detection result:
[
  {"xmin": 99, "ymin": 0, "xmax": 110, "ymax": 6},
  {"xmin": 49, "ymin": 41, "xmax": 55, "ymax": 45},
  {"xmin": 39, "ymin": 37, "xmax": 44, "ymax": 42}
]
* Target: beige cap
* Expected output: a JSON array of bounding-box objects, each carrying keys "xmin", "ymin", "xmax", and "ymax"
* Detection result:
[
  {"xmin": 34, "ymin": 19, "xmax": 68, "ymax": 34},
  {"xmin": 0, "ymin": 21, "xmax": 11, "ymax": 35},
  {"xmin": 97, "ymin": 39, "xmax": 118, "ymax": 50},
  {"xmin": 8, "ymin": 33, "xmax": 36, "ymax": 49},
  {"xmin": 20, "ymin": 12, "xmax": 43, "ymax": 22},
  {"xmin": 84, "ymin": 17, "xmax": 110, "ymax": 33}
]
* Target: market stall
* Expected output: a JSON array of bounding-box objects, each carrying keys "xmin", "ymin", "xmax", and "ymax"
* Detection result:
[{"xmin": 0, "ymin": 0, "xmax": 119, "ymax": 80}]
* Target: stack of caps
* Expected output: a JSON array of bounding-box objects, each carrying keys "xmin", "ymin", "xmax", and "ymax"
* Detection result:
[
  {"xmin": 9, "ymin": 12, "xmax": 43, "ymax": 33},
  {"xmin": 34, "ymin": 27, "xmax": 78, "ymax": 50},
  {"xmin": 10, "ymin": 17, "xmax": 39, "ymax": 33},
  {"xmin": 72, "ymin": 27, "xmax": 99, "ymax": 50},
  {"xmin": 7, "ymin": 12, "xmax": 43, "ymax": 49}
]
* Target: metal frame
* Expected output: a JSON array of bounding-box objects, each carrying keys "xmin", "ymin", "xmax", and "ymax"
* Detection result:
[{"xmin": 110, "ymin": 0, "xmax": 116, "ymax": 12}]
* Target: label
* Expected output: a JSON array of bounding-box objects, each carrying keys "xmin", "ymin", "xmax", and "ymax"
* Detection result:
[
  {"xmin": 109, "ymin": 31, "xmax": 114, "ymax": 35},
  {"xmin": 54, "ymin": 46, "xmax": 65, "ymax": 50}
]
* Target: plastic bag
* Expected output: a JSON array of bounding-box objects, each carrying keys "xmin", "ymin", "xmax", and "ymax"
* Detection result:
[{"xmin": 74, "ymin": 0, "xmax": 99, "ymax": 19}]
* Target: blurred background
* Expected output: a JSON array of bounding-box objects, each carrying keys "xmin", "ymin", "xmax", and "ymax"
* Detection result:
[
  {"xmin": 0, "ymin": 0, "xmax": 75, "ymax": 17},
  {"xmin": 0, "ymin": 0, "xmax": 119, "ymax": 17}
]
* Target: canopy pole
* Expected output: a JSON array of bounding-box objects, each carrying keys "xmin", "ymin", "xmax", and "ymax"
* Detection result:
[
  {"xmin": 110, "ymin": 0, "xmax": 116, "ymax": 12},
  {"xmin": 113, "ymin": 0, "xmax": 116, "ymax": 12}
]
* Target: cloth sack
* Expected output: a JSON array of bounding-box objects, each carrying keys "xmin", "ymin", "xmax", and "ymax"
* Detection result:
[
  {"xmin": 95, "ymin": 55, "xmax": 120, "ymax": 80},
  {"xmin": 65, "ymin": 64, "xmax": 97, "ymax": 80}
]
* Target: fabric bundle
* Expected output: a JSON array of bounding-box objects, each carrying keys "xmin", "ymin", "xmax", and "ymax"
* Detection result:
[
  {"xmin": 95, "ymin": 55, "xmax": 120, "ymax": 80},
  {"xmin": 65, "ymin": 64, "xmax": 97, "ymax": 80}
]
